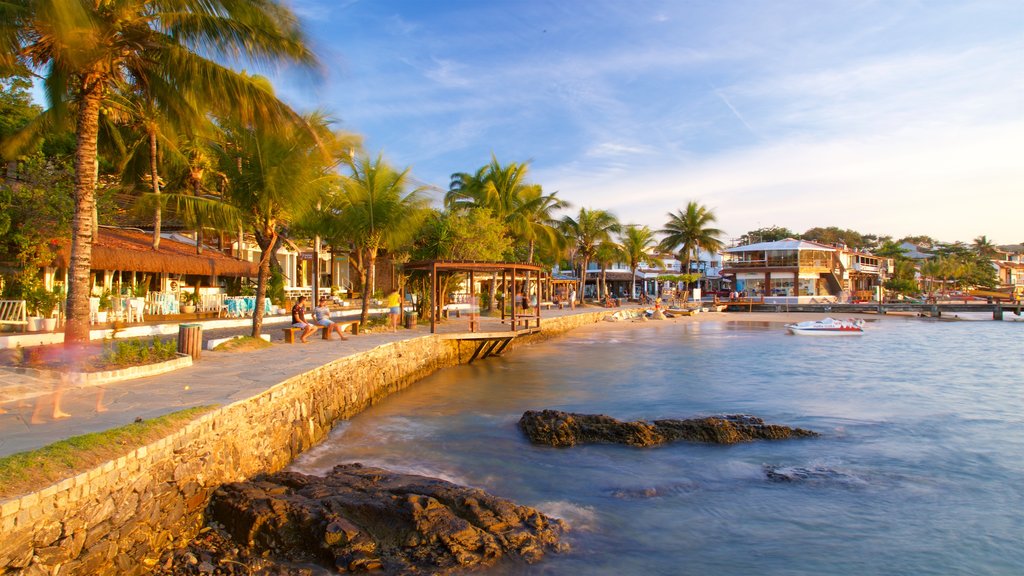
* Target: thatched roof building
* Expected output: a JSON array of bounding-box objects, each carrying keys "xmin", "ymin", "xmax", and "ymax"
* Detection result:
[{"xmin": 53, "ymin": 228, "xmax": 257, "ymax": 277}]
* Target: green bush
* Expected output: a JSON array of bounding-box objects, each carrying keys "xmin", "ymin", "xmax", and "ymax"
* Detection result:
[{"xmin": 100, "ymin": 337, "xmax": 178, "ymax": 369}]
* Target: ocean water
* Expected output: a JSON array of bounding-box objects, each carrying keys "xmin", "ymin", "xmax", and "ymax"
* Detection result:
[{"xmin": 290, "ymin": 318, "xmax": 1024, "ymax": 575}]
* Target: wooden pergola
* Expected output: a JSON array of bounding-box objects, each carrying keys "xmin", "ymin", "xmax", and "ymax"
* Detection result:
[{"xmin": 404, "ymin": 260, "xmax": 545, "ymax": 334}]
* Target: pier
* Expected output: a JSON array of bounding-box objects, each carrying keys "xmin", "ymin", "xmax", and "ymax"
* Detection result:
[{"xmin": 438, "ymin": 327, "xmax": 541, "ymax": 363}]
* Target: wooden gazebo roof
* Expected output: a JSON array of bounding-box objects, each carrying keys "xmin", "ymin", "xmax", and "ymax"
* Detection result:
[
  {"xmin": 53, "ymin": 228, "xmax": 258, "ymax": 278},
  {"xmin": 404, "ymin": 260, "xmax": 545, "ymax": 273}
]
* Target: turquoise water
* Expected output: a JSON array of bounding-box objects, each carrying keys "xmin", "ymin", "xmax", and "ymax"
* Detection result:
[{"xmin": 291, "ymin": 318, "xmax": 1024, "ymax": 575}]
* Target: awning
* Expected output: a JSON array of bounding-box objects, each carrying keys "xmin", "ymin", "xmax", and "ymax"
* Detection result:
[{"xmin": 53, "ymin": 228, "xmax": 258, "ymax": 277}]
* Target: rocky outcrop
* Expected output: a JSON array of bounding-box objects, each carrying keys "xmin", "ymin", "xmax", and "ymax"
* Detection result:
[
  {"xmin": 518, "ymin": 410, "xmax": 818, "ymax": 447},
  {"xmin": 200, "ymin": 463, "xmax": 567, "ymax": 574}
]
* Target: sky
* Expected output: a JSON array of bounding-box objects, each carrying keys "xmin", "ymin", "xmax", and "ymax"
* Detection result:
[{"xmin": 267, "ymin": 1, "xmax": 1022, "ymax": 245}]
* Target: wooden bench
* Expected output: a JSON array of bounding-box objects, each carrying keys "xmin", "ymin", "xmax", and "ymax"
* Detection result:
[
  {"xmin": 320, "ymin": 320, "xmax": 360, "ymax": 339},
  {"xmin": 0, "ymin": 300, "xmax": 28, "ymax": 331},
  {"xmin": 282, "ymin": 325, "xmax": 322, "ymax": 343}
]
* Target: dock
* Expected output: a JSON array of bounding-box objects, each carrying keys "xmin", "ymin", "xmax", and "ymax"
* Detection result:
[{"xmin": 438, "ymin": 327, "xmax": 541, "ymax": 363}]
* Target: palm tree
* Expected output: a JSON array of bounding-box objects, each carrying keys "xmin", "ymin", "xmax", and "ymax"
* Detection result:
[
  {"xmin": 658, "ymin": 202, "xmax": 724, "ymax": 289},
  {"xmin": 509, "ymin": 184, "xmax": 568, "ymax": 264},
  {"xmin": 561, "ymin": 208, "xmax": 620, "ymax": 305},
  {"xmin": 215, "ymin": 113, "xmax": 337, "ymax": 338},
  {"xmin": 972, "ymin": 235, "xmax": 999, "ymax": 260},
  {"xmin": 335, "ymin": 152, "xmax": 430, "ymax": 327},
  {"xmin": 620, "ymin": 225, "xmax": 658, "ymax": 300},
  {"xmin": 594, "ymin": 241, "xmax": 621, "ymax": 300},
  {"xmin": 4, "ymin": 0, "xmax": 317, "ymax": 345}
]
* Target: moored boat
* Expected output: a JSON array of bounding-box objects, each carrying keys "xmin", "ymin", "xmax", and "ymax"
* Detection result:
[{"xmin": 785, "ymin": 317, "xmax": 864, "ymax": 336}]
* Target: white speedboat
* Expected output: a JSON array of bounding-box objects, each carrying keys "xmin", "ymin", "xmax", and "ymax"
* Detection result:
[{"xmin": 785, "ymin": 317, "xmax": 864, "ymax": 336}]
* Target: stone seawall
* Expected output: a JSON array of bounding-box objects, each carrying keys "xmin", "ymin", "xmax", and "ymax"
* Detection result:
[{"xmin": 0, "ymin": 311, "xmax": 609, "ymax": 575}]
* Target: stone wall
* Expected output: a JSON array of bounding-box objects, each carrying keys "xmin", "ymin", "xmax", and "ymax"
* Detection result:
[{"xmin": 0, "ymin": 311, "xmax": 609, "ymax": 575}]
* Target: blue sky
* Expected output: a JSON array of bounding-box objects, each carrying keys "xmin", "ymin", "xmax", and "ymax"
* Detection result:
[{"xmin": 272, "ymin": 1, "xmax": 1022, "ymax": 245}]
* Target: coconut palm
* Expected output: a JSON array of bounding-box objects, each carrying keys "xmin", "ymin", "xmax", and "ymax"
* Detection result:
[
  {"xmin": 972, "ymin": 235, "xmax": 999, "ymax": 260},
  {"xmin": 561, "ymin": 208, "xmax": 620, "ymax": 304},
  {"xmin": 214, "ymin": 113, "xmax": 338, "ymax": 337},
  {"xmin": 3, "ymin": 0, "xmax": 317, "ymax": 344},
  {"xmin": 334, "ymin": 152, "xmax": 431, "ymax": 327},
  {"xmin": 658, "ymin": 202, "xmax": 724, "ymax": 287},
  {"xmin": 508, "ymin": 184, "xmax": 568, "ymax": 264},
  {"xmin": 620, "ymin": 225, "xmax": 658, "ymax": 300},
  {"xmin": 445, "ymin": 156, "xmax": 566, "ymax": 263},
  {"xmin": 593, "ymin": 241, "xmax": 621, "ymax": 300}
]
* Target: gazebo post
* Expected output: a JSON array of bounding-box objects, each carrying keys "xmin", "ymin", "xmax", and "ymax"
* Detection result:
[
  {"xmin": 469, "ymin": 270, "xmax": 476, "ymax": 332},
  {"xmin": 501, "ymin": 269, "xmax": 507, "ymax": 323},
  {"xmin": 430, "ymin": 262, "xmax": 437, "ymax": 334},
  {"xmin": 511, "ymin": 266, "xmax": 517, "ymax": 331}
]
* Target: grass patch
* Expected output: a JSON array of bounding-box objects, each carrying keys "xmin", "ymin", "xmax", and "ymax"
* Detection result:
[
  {"xmin": 0, "ymin": 405, "xmax": 216, "ymax": 500},
  {"xmin": 214, "ymin": 336, "xmax": 273, "ymax": 352}
]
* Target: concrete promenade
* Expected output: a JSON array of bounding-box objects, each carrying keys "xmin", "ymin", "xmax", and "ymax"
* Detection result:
[{"xmin": 0, "ymin": 305, "xmax": 600, "ymax": 458}]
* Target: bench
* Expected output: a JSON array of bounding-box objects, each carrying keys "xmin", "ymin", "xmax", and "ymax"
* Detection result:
[
  {"xmin": 282, "ymin": 325, "xmax": 322, "ymax": 343},
  {"xmin": 0, "ymin": 300, "xmax": 28, "ymax": 330},
  {"xmin": 320, "ymin": 320, "xmax": 360, "ymax": 339}
]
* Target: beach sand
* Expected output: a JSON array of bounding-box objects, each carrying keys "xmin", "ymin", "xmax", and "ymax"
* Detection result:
[{"xmin": 570, "ymin": 309, "xmax": 894, "ymax": 337}]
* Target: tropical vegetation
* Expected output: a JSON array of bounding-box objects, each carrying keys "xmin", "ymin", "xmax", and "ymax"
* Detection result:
[{"xmin": 0, "ymin": 3, "xmax": 1016, "ymax": 343}]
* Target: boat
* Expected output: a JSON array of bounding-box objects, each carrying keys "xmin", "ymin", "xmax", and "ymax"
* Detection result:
[{"xmin": 785, "ymin": 317, "xmax": 864, "ymax": 336}]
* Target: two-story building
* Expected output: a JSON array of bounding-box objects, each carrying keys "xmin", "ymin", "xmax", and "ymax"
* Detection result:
[
  {"xmin": 721, "ymin": 238, "xmax": 890, "ymax": 303},
  {"xmin": 993, "ymin": 245, "xmax": 1024, "ymax": 298}
]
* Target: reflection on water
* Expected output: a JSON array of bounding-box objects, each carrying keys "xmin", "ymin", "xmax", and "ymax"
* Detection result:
[{"xmin": 291, "ymin": 319, "xmax": 1024, "ymax": 575}]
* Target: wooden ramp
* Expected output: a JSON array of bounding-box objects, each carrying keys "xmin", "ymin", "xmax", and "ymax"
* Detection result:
[{"xmin": 439, "ymin": 328, "xmax": 541, "ymax": 363}]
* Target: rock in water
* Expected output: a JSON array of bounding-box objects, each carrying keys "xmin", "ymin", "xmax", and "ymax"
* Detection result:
[
  {"xmin": 518, "ymin": 410, "xmax": 818, "ymax": 447},
  {"xmin": 207, "ymin": 463, "xmax": 567, "ymax": 574}
]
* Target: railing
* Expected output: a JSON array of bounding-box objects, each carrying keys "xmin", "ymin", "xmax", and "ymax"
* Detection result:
[
  {"xmin": 725, "ymin": 258, "xmax": 833, "ymax": 269},
  {"xmin": 145, "ymin": 292, "xmax": 180, "ymax": 315},
  {"xmin": 222, "ymin": 296, "xmax": 273, "ymax": 317}
]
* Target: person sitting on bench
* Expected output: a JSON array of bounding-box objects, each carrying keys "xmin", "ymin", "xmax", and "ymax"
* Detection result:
[
  {"xmin": 313, "ymin": 300, "xmax": 349, "ymax": 341},
  {"xmin": 291, "ymin": 296, "xmax": 318, "ymax": 343}
]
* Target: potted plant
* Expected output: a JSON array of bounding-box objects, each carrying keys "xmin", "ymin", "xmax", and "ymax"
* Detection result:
[
  {"xmin": 181, "ymin": 289, "xmax": 200, "ymax": 314},
  {"xmin": 24, "ymin": 285, "xmax": 45, "ymax": 331},
  {"xmin": 38, "ymin": 287, "xmax": 61, "ymax": 331},
  {"xmin": 96, "ymin": 290, "xmax": 112, "ymax": 324}
]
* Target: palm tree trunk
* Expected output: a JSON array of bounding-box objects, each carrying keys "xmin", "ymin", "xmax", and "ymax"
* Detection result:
[
  {"xmin": 360, "ymin": 249, "xmax": 375, "ymax": 326},
  {"xmin": 251, "ymin": 228, "xmax": 278, "ymax": 337},
  {"xmin": 64, "ymin": 80, "xmax": 103, "ymax": 346},
  {"xmin": 578, "ymin": 257, "xmax": 589, "ymax": 305},
  {"xmin": 527, "ymin": 239, "xmax": 535, "ymax": 264},
  {"xmin": 150, "ymin": 129, "xmax": 161, "ymax": 251},
  {"xmin": 630, "ymin": 265, "xmax": 637, "ymax": 300}
]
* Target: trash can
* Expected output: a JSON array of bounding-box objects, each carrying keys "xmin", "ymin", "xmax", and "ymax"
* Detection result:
[
  {"xmin": 404, "ymin": 312, "xmax": 417, "ymax": 329},
  {"xmin": 177, "ymin": 323, "xmax": 202, "ymax": 360}
]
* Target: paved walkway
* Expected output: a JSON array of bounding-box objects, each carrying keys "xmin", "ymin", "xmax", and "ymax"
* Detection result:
[{"xmin": 0, "ymin": 305, "xmax": 603, "ymax": 458}]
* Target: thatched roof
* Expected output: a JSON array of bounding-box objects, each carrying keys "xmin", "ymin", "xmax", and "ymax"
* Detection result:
[{"xmin": 53, "ymin": 228, "xmax": 258, "ymax": 277}]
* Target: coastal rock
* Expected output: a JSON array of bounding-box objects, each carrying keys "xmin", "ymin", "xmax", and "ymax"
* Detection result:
[
  {"xmin": 518, "ymin": 410, "xmax": 818, "ymax": 447},
  {"xmin": 763, "ymin": 464, "xmax": 864, "ymax": 486},
  {"xmin": 202, "ymin": 463, "xmax": 567, "ymax": 574}
]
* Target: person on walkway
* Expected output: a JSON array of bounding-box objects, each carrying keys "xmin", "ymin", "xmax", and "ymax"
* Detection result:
[
  {"xmin": 313, "ymin": 300, "xmax": 349, "ymax": 341},
  {"xmin": 569, "ymin": 287, "xmax": 577, "ymax": 310},
  {"xmin": 291, "ymin": 296, "xmax": 318, "ymax": 343},
  {"xmin": 386, "ymin": 290, "xmax": 402, "ymax": 331}
]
